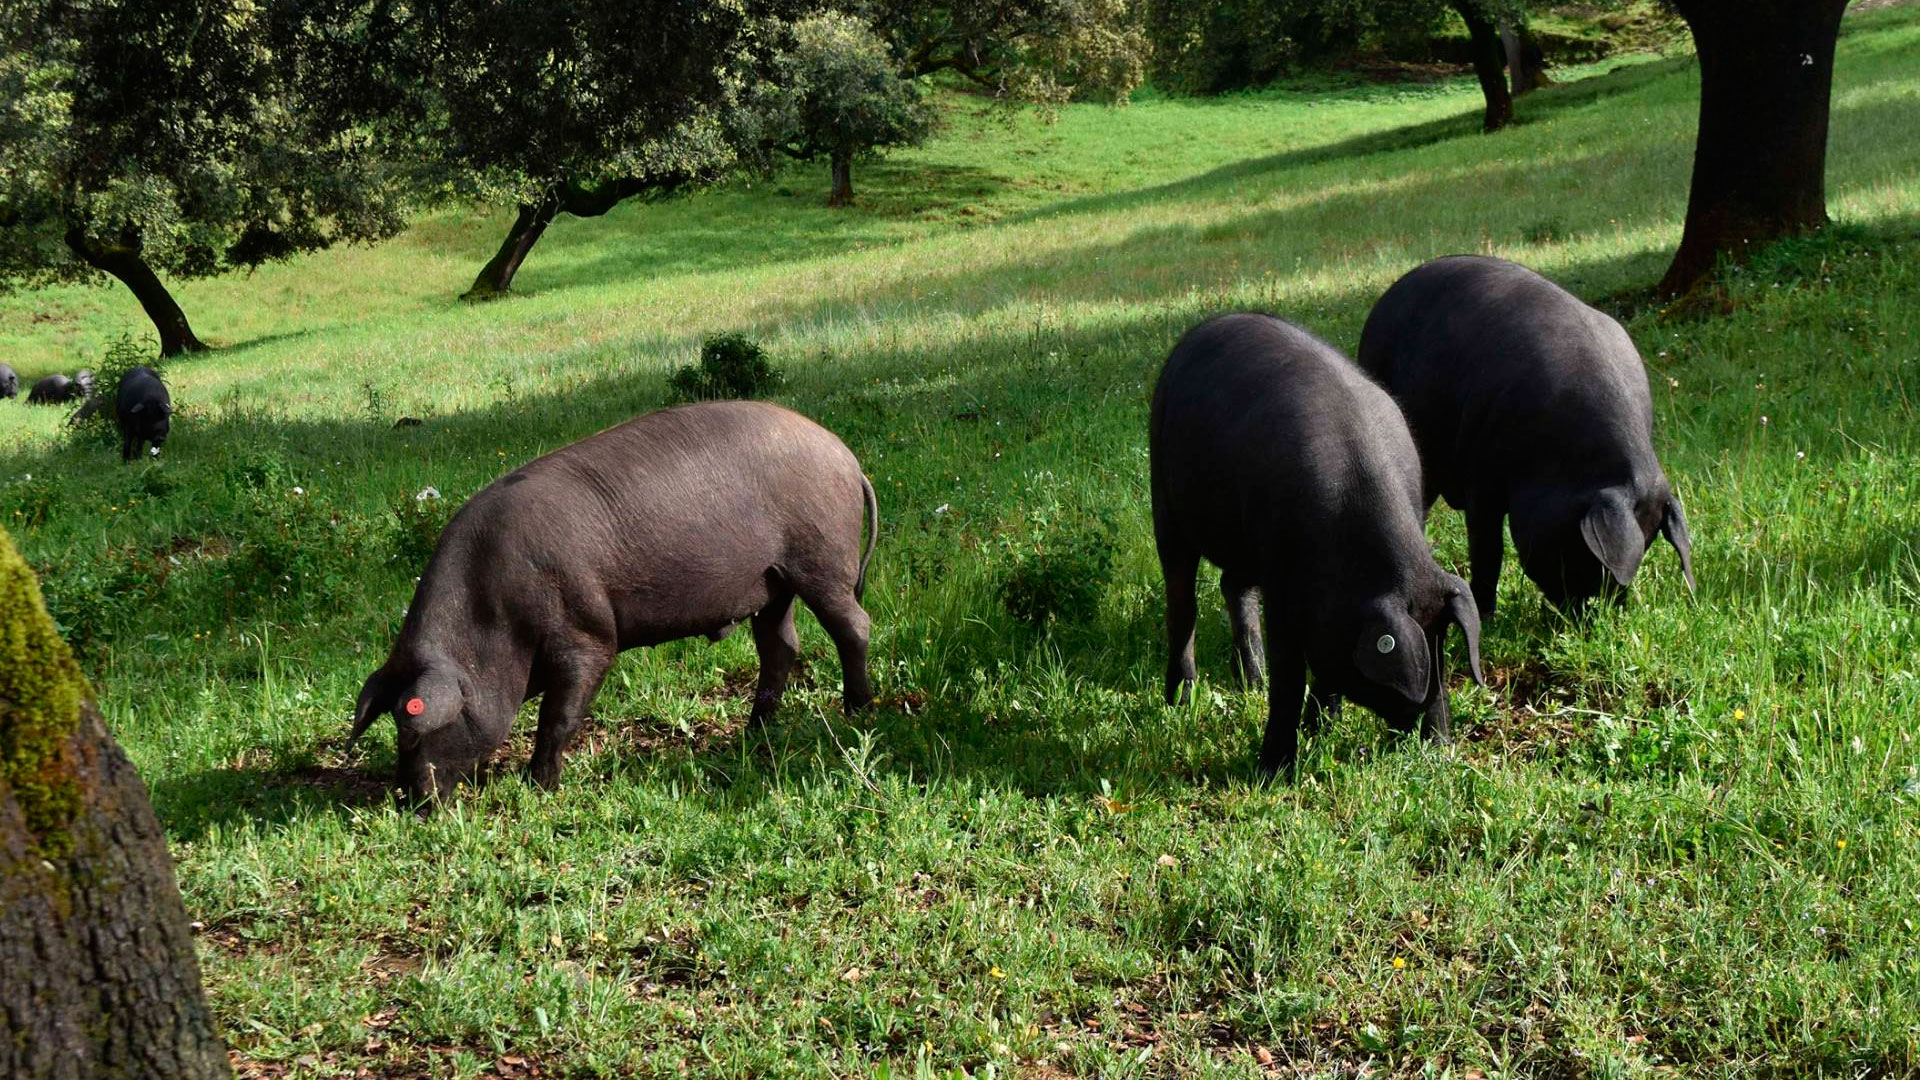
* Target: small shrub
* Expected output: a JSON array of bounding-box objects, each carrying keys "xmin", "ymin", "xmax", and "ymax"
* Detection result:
[
  {"xmin": 221, "ymin": 449, "xmax": 298, "ymax": 497},
  {"xmin": 669, "ymin": 333, "xmax": 784, "ymax": 401},
  {"xmin": 997, "ymin": 504, "xmax": 1119, "ymax": 630},
  {"xmin": 391, "ymin": 486, "xmax": 455, "ymax": 570},
  {"xmin": 35, "ymin": 551, "xmax": 162, "ymax": 659},
  {"xmin": 229, "ymin": 487, "xmax": 376, "ymax": 610},
  {"xmin": 2, "ymin": 474, "xmax": 62, "ymax": 529},
  {"xmin": 67, "ymin": 335, "xmax": 161, "ymax": 447}
]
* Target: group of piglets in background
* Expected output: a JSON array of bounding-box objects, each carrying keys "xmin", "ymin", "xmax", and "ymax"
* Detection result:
[
  {"xmin": 1153, "ymin": 255, "xmax": 1693, "ymax": 776},
  {"xmin": 0, "ymin": 361, "xmax": 171, "ymax": 461},
  {"xmin": 346, "ymin": 254, "xmax": 1693, "ymax": 803}
]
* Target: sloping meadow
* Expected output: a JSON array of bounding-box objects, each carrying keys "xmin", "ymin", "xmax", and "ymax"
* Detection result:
[{"xmin": 2, "ymin": 8, "xmax": 1919, "ymax": 1077}]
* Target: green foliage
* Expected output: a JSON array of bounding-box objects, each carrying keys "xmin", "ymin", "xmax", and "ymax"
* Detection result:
[
  {"xmin": 0, "ymin": 0, "xmax": 410, "ymax": 291},
  {"xmin": 230, "ymin": 487, "xmax": 378, "ymax": 612},
  {"xmin": 856, "ymin": 0, "xmax": 1149, "ymax": 106},
  {"xmin": 390, "ymin": 487, "xmax": 455, "ymax": 573},
  {"xmin": 65, "ymin": 335, "xmax": 162, "ymax": 447},
  {"xmin": 668, "ymin": 333, "xmax": 786, "ymax": 401},
  {"xmin": 996, "ymin": 500, "xmax": 1118, "ymax": 629},
  {"xmin": 0, "ymin": 525, "xmax": 87, "ymax": 858},
  {"xmin": 745, "ymin": 11, "xmax": 937, "ymax": 193}
]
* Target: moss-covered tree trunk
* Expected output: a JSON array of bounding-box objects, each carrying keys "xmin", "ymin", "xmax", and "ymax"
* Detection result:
[{"xmin": 0, "ymin": 528, "xmax": 231, "ymax": 1080}]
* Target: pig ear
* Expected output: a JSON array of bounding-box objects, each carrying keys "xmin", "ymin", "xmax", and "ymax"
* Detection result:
[
  {"xmin": 1580, "ymin": 489, "xmax": 1647, "ymax": 588},
  {"xmin": 1661, "ymin": 494, "xmax": 1696, "ymax": 592},
  {"xmin": 1352, "ymin": 611, "xmax": 1429, "ymax": 704},
  {"xmin": 345, "ymin": 669, "xmax": 397, "ymax": 753},
  {"xmin": 1441, "ymin": 574, "xmax": 1485, "ymax": 686}
]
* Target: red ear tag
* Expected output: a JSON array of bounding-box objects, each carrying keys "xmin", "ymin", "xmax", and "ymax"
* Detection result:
[{"xmin": 404, "ymin": 697, "xmax": 426, "ymax": 716}]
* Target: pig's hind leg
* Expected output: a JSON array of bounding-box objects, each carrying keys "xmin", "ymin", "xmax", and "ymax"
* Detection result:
[
  {"xmin": 528, "ymin": 646, "xmax": 613, "ymax": 790},
  {"xmin": 749, "ymin": 586, "xmax": 800, "ymax": 726},
  {"xmin": 798, "ymin": 583, "xmax": 873, "ymax": 716},
  {"xmin": 1221, "ymin": 570, "xmax": 1265, "ymax": 688}
]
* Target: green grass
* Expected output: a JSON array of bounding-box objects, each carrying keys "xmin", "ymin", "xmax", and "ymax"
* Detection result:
[{"xmin": 5, "ymin": 7, "xmax": 1920, "ymax": 1077}]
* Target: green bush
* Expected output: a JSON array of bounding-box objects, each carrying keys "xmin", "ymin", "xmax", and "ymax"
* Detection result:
[
  {"xmin": 66, "ymin": 335, "xmax": 162, "ymax": 448},
  {"xmin": 229, "ymin": 487, "xmax": 376, "ymax": 610},
  {"xmin": 1, "ymin": 473, "xmax": 63, "ymax": 530},
  {"xmin": 997, "ymin": 504, "xmax": 1119, "ymax": 630},
  {"xmin": 391, "ymin": 486, "xmax": 455, "ymax": 571},
  {"xmin": 668, "ymin": 333, "xmax": 785, "ymax": 401}
]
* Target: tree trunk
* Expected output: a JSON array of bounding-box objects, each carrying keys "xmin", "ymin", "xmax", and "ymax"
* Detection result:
[
  {"xmin": 828, "ymin": 153, "xmax": 855, "ymax": 208},
  {"xmin": 1658, "ymin": 0, "xmax": 1850, "ymax": 297},
  {"xmin": 64, "ymin": 229, "xmax": 207, "ymax": 356},
  {"xmin": 0, "ymin": 528, "xmax": 231, "ymax": 1080},
  {"xmin": 1455, "ymin": 2, "xmax": 1513, "ymax": 132},
  {"xmin": 459, "ymin": 173, "xmax": 698, "ymax": 300},
  {"xmin": 461, "ymin": 199, "xmax": 560, "ymax": 301},
  {"xmin": 1499, "ymin": 18, "xmax": 1551, "ymax": 95}
]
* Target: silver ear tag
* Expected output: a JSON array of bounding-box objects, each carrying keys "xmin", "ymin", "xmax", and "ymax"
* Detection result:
[{"xmin": 1376, "ymin": 634, "xmax": 1396, "ymax": 654}]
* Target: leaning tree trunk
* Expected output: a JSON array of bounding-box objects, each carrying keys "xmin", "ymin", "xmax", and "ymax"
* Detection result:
[
  {"xmin": 1455, "ymin": 2, "xmax": 1514, "ymax": 132},
  {"xmin": 461, "ymin": 199, "xmax": 562, "ymax": 300},
  {"xmin": 1658, "ymin": 0, "xmax": 1851, "ymax": 297},
  {"xmin": 0, "ymin": 527, "xmax": 231, "ymax": 1080},
  {"xmin": 1499, "ymin": 18, "xmax": 1551, "ymax": 95},
  {"xmin": 461, "ymin": 173, "xmax": 698, "ymax": 300},
  {"xmin": 64, "ymin": 228, "xmax": 207, "ymax": 356},
  {"xmin": 827, "ymin": 152, "xmax": 855, "ymax": 208}
]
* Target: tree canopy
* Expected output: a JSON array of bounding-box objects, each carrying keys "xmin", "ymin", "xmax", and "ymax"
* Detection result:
[
  {"xmin": 0, "ymin": 0, "xmax": 411, "ymax": 354},
  {"xmin": 745, "ymin": 11, "xmax": 938, "ymax": 206}
]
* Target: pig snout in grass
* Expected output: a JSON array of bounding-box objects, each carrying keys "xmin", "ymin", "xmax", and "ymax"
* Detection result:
[
  {"xmin": 1358, "ymin": 255, "xmax": 1694, "ymax": 616},
  {"xmin": 0, "ymin": 363, "xmax": 16, "ymax": 400},
  {"xmin": 27, "ymin": 374, "xmax": 75, "ymax": 404},
  {"xmin": 1150, "ymin": 313, "xmax": 1484, "ymax": 779},
  {"xmin": 345, "ymin": 400, "xmax": 880, "ymax": 805},
  {"xmin": 114, "ymin": 366, "xmax": 172, "ymax": 461}
]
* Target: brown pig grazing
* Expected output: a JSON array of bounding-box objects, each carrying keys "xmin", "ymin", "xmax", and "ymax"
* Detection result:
[{"xmin": 347, "ymin": 400, "xmax": 879, "ymax": 802}]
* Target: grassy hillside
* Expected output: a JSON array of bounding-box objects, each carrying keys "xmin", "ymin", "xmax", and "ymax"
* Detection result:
[{"xmin": 3, "ymin": 7, "xmax": 1920, "ymax": 1077}]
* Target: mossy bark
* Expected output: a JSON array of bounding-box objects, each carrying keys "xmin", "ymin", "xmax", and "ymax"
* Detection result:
[{"xmin": 0, "ymin": 527, "xmax": 231, "ymax": 1079}]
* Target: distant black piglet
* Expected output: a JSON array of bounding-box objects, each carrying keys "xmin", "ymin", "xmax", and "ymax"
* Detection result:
[
  {"xmin": 1151, "ymin": 313, "xmax": 1484, "ymax": 778},
  {"xmin": 27, "ymin": 374, "xmax": 76, "ymax": 404},
  {"xmin": 0, "ymin": 363, "xmax": 17, "ymax": 399},
  {"xmin": 347, "ymin": 400, "xmax": 879, "ymax": 803},
  {"xmin": 115, "ymin": 366, "xmax": 172, "ymax": 461},
  {"xmin": 1357, "ymin": 255, "xmax": 1694, "ymax": 615}
]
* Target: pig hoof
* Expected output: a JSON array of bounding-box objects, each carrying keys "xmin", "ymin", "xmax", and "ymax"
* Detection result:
[{"xmin": 1164, "ymin": 678, "xmax": 1195, "ymax": 706}]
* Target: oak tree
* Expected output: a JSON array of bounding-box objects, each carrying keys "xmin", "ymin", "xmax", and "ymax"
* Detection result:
[
  {"xmin": 0, "ymin": 0, "xmax": 411, "ymax": 354},
  {"xmin": 0, "ymin": 527, "xmax": 230, "ymax": 1079}
]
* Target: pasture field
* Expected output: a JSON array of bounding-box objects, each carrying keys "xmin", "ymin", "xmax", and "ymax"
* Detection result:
[{"xmin": 5, "ymin": 8, "xmax": 1920, "ymax": 1077}]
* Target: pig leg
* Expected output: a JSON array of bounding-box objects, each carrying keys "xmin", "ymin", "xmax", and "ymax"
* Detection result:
[
  {"xmin": 529, "ymin": 649, "xmax": 612, "ymax": 789},
  {"xmin": 748, "ymin": 587, "xmax": 800, "ymax": 727},
  {"xmin": 1466, "ymin": 494, "xmax": 1506, "ymax": 619},
  {"xmin": 121, "ymin": 432, "xmax": 136, "ymax": 463},
  {"xmin": 804, "ymin": 588, "xmax": 874, "ymax": 715},
  {"xmin": 1258, "ymin": 634, "xmax": 1308, "ymax": 780},
  {"xmin": 1221, "ymin": 571, "xmax": 1265, "ymax": 688},
  {"xmin": 1421, "ymin": 626, "xmax": 1454, "ymax": 745},
  {"xmin": 1158, "ymin": 543, "xmax": 1200, "ymax": 705}
]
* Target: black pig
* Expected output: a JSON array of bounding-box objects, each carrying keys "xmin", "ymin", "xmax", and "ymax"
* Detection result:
[
  {"xmin": 1151, "ymin": 313, "xmax": 1484, "ymax": 778},
  {"xmin": 27, "ymin": 374, "xmax": 75, "ymax": 404},
  {"xmin": 0, "ymin": 363, "xmax": 16, "ymax": 399},
  {"xmin": 347, "ymin": 400, "xmax": 879, "ymax": 802},
  {"xmin": 1357, "ymin": 256, "xmax": 1694, "ymax": 615},
  {"xmin": 115, "ymin": 366, "xmax": 172, "ymax": 461}
]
